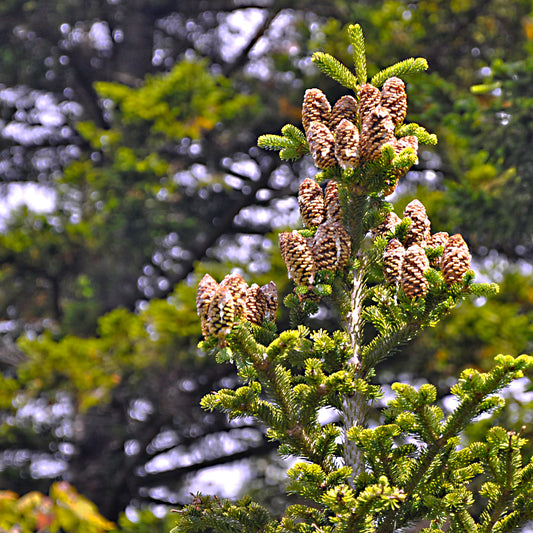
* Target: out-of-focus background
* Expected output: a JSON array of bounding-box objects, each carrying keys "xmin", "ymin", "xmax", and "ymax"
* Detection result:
[{"xmin": 1, "ymin": 0, "xmax": 533, "ymax": 530}]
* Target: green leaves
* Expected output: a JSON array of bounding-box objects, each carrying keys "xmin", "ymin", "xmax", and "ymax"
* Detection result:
[
  {"xmin": 311, "ymin": 51, "xmax": 359, "ymax": 90},
  {"xmin": 257, "ymin": 124, "xmax": 309, "ymax": 161},
  {"xmin": 95, "ymin": 58, "xmax": 258, "ymax": 141},
  {"xmin": 371, "ymin": 57, "xmax": 429, "ymax": 87},
  {"xmin": 348, "ymin": 24, "xmax": 367, "ymax": 85}
]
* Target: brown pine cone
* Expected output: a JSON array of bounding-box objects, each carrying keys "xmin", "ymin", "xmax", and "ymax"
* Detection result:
[
  {"xmin": 313, "ymin": 220, "xmax": 351, "ymax": 271},
  {"xmin": 244, "ymin": 283, "xmax": 269, "ymax": 324},
  {"xmin": 206, "ymin": 286, "xmax": 235, "ymax": 338},
  {"xmin": 427, "ymin": 232, "xmax": 449, "ymax": 267},
  {"xmin": 441, "ymin": 234, "xmax": 471, "ymax": 285},
  {"xmin": 220, "ymin": 273, "xmax": 248, "ymax": 318},
  {"xmin": 380, "ymin": 77, "xmax": 407, "ymax": 126},
  {"xmin": 383, "ymin": 238, "xmax": 405, "ymax": 285},
  {"xmin": 298, "ymin": 178, "xmax": 325, "ymax": 228},
  {"xmin": 359, "ymin": 105, "xmax": 396, "ymax": 162},
  {"xmin": 401, "ymin": 244, "xmax": 430, "ymax": 298},
  {"xmin": 395, "ymin": 135, "xmax": 418, "ymax": 158},
  {"xmin": 307, "ymin": 121, "xmax": 337, "ymax": 169},
  {"xmin": 302, "ymin": 88, "xmax": 331, "ymax": 132},
  {"xmin": 196, "ymin": 273, "xmax": 218, "ymax": 320},
  {"xmin": 324, "ymin": 180, "xmax": 342, "ymax": 223},
  {"xmin": 334, "ymin": 119, "xmax": 360, "ymax": 169},
  {"xmin": 260, "ymin": 281, "xmax": 278, "ymax": 321},
  {"xmin": 403, "ymin": 199, "xmax": 431, "ymax": 247},
  {"xmin": 329, "ymin": 95, "xmax": 358, "ymax": 131},
  {"xmin": 334, "ymin": 222, "xmax": 352, "ymax": 269},
  {"xmin": 371, "ymin": 211, "xmax": 402, "ymax": 239},
  {"xmin": 312, "ymin": 222, "xmax": 338, "ymax": 272},
  {"xmin": 358, "ymin": 83, "xmax": 381, "ymax": 123},
  {"xmin": 389, "ymin": 135, "xmax": 419, "ymax": 185},
  {"xmin": 279, "ymin": 231, "xmax": 316, "ymax": 286}
]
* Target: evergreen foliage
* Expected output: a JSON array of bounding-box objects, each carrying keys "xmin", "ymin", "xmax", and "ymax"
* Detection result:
[{"xmin": 176, "ymin": 24, "xmax": 533, "ymax": 533}]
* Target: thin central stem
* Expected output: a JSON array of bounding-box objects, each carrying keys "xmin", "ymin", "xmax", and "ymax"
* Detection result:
[{"xmin": 342, "ymin": 266, "xmax": 368, "ymax": 482}]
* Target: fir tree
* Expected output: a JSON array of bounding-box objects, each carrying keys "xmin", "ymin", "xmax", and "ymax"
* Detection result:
[{"xmin": 174, "ymin": 24, "xmax": 533, "ymax": 533}]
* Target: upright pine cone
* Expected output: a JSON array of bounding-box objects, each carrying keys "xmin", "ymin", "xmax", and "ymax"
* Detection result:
[
  {"xmin": 313, "ymin": 220, "xmax": 351, "ymax": 271},
  {"xmin": 380, "ymin": 77, "xmax": 407, "ymax": 126},
  {"xmin": 324, "ymin": 180, "xmax": 342, "ymax": 223},
  {"xmin": 427, "ymin": 232, "xmax": 449, "ymax": 267},
  {"xmin": 196, "ymin": 273, "xmax": 219, "ymax": 337},
  {"xmin": 395, "ymin": 135, "xmax": 419, "ymax": 159},
  {"xmin": 312, "ymin": 222, "xmax": 338, "ymax": 272},
  {"xmin": 298, "ymin": 178, "xmax": 325, "ymax": 228},
  {"xmin": 220, "ymin": 273, "xmax": 248, "ymax": 318},
  {"xmin": 196, "ymin": 274, "xmax": 218, "ymax": 318},
  {"xmin": 359, "ymin": 105, "xmax": 395, "ymax": 162},
  {"xmin": 260, "ymin": 281, "xmax": 278, "ymax": 321},
  {"xmin": 244, "ymin": 284, "xmax": 268, "ymax": 324},
  {"xmin": 307, "ymin": 122, "xmax": 337, "ymax": 169},
  {"xmin": 358, "ymin": 83, "xmax": 381, "ymax": 123},
  {"xmin": 389, "ymin": 135, "xmax": 419, "ymax": 185},
  {"xmin": 206, "ymin": 286, "xmax": 235, "ymax": 338},
  {"xmin": 302, "ymin": 88, "xmax": 331, "ymax": 132},
  {"xmin": 329, "ymin": 95, "xmax": 358, "ymax": 131},
  {"xmin": 371, "ymin": 211, "xmax": 402, "ymax": 239},
  {"xmin": 441, "ymin": 234, "xmax": 471, "ymax": 285},
  {"xmin": 383, "ymin": 238, "xmax": 405, "ymax": 285},
  {"xmin": 334, "ymin": 119, "xmax": 360, "ymax": 169},
  {"xmin": 401, "ymin": 244, "xmax": 430, "ymax": 298},
  {"xmin": 403, "ymin": 199, "xmax": 431, "ymax": 247},
  {"xmin": 279, "ymin": 231, "xmax": 316, "ymax": 286}
]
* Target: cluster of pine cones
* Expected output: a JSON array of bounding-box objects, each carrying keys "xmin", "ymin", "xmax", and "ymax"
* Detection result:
[
  {"xmin": 196, "ymin": 273, "xmax": 278, "ymax": 339},
  {"xmin": 376, "ymin": 199, "xmax": 472, "ymax": 298},
  {"xmin": 279, "ymin": 178, "xmax": 351, "ymax": 287},
  {"xmin": 302, "ymin": 77, "xmax": 418, "ymax": 192}
]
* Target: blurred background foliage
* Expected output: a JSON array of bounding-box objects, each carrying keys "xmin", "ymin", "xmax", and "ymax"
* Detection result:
[{"xmin": 0, "ymin": 0, "xmax": 532, "ymax": 530}]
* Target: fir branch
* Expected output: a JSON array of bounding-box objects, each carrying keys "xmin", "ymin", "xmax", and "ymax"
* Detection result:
[
  {"xmin": 348, "ymin": 24, "xmax": 367, "ymax": 85},
  {"xmin": 312, "ymin": 52, "xmax": 359, "ymax": 90},
  {"xmin": 281, "ymin": 123, "xmax": 307, "ymax": 144},
  {"xmin": 396, "ymin": 122, "xmax": 438, "ymax": 145},
  {"xmin": 257, "ymin": 133, "xmax": 293, "ymax": 151},
  {"xmin": 361, "ymin": 322, "xmax": 419, "ymax": 372},
  {"xmin": 370, "ymin": 57, "xmax": 429, "ymax": 87}
]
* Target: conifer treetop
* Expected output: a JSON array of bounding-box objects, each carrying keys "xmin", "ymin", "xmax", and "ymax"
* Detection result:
[{"xmin": 176, "ymin": 23, "xmax": 533, "ymax": 533}]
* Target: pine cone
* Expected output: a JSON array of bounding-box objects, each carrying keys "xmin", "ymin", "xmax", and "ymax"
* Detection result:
[
  {"xmin": 401, "ymin": 244, "xmax": 430, "ymax": 298},
  {"xmin": 334, "ymin": 222, "xmax": 352, "ymax": 269},
  {"xmin": 383, "ymin": 238, "xmax": 405, "ymax": 285},
  {"xmin": 403, "ymin": 199, "xmax": 431, "ymax": 247},
  {"xmin": 371, "ymin": 211, "xmax": 402, "ymax": 239},
  {"xmin": 279, "ymin": 231, "xmax": 316, "ymax": 286},
  {"xmin": 312, "ymin": 222, "xmax": 338, "ymax": 272},
  {"xmin": 380, "ymin": 76, "xmax": 407, "ymax": 126},
  {"xmin": 358, "ymin": 83, "xmax": 381, "ymax": 123},
  {"xmin": 324, "ymin": 180, "xmax": 342, "ymax": 223},
  {"xmin": 197, "ymin": 273, "xmax": 219, "ymax": 337},
  {"xmin": 389, "ymin": 135, "xmax": 419, "ymax": 186},
  {"xmin": 302, "ymin": 88, "xmax": 331, "ymax": 132},
  {"xmin": 298, "ymin": 178, "xmax": 325, "ymax": 228},
  {"xmin": 206, "ymin": 286, "xmax": 235, "ymax": 338},
  {"xmin": 441, "ymin": 234, "xmax": 471, "ymax": 285},
  {"xmin": 329, "ymin": 95, "xmax": 358, "ymax": 131},
  {"xmin": 359, "ymin": 105, "xmax": 396, "ymax": 162},
  {"xmin": 196, "ymin": 273, "xmax": 218, "ymax": 320},
  {"xmin": 260, "ymin": 281, "xmax": 278, "ymax": 321},
  {"xmin": 244, "ymin": 283, "xmax": 269, "ymax": 324},
  {"xmin": 307, "ymin": 122, "xmax": 337, "ymax": 169},
  {"xmin": 313, "ymin": 220, "xmax": 351, "ymax": 271},
  {"xmin": 220, "ymin": 273, "xmax": 248, "ymax": 318},
  {"xmin": 427, "ymin": 232, "xmax": 449, "ymax": 267},
  {"xmin": 334, "ymin": 119, "xmax": 360, "ymax": 169}
]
